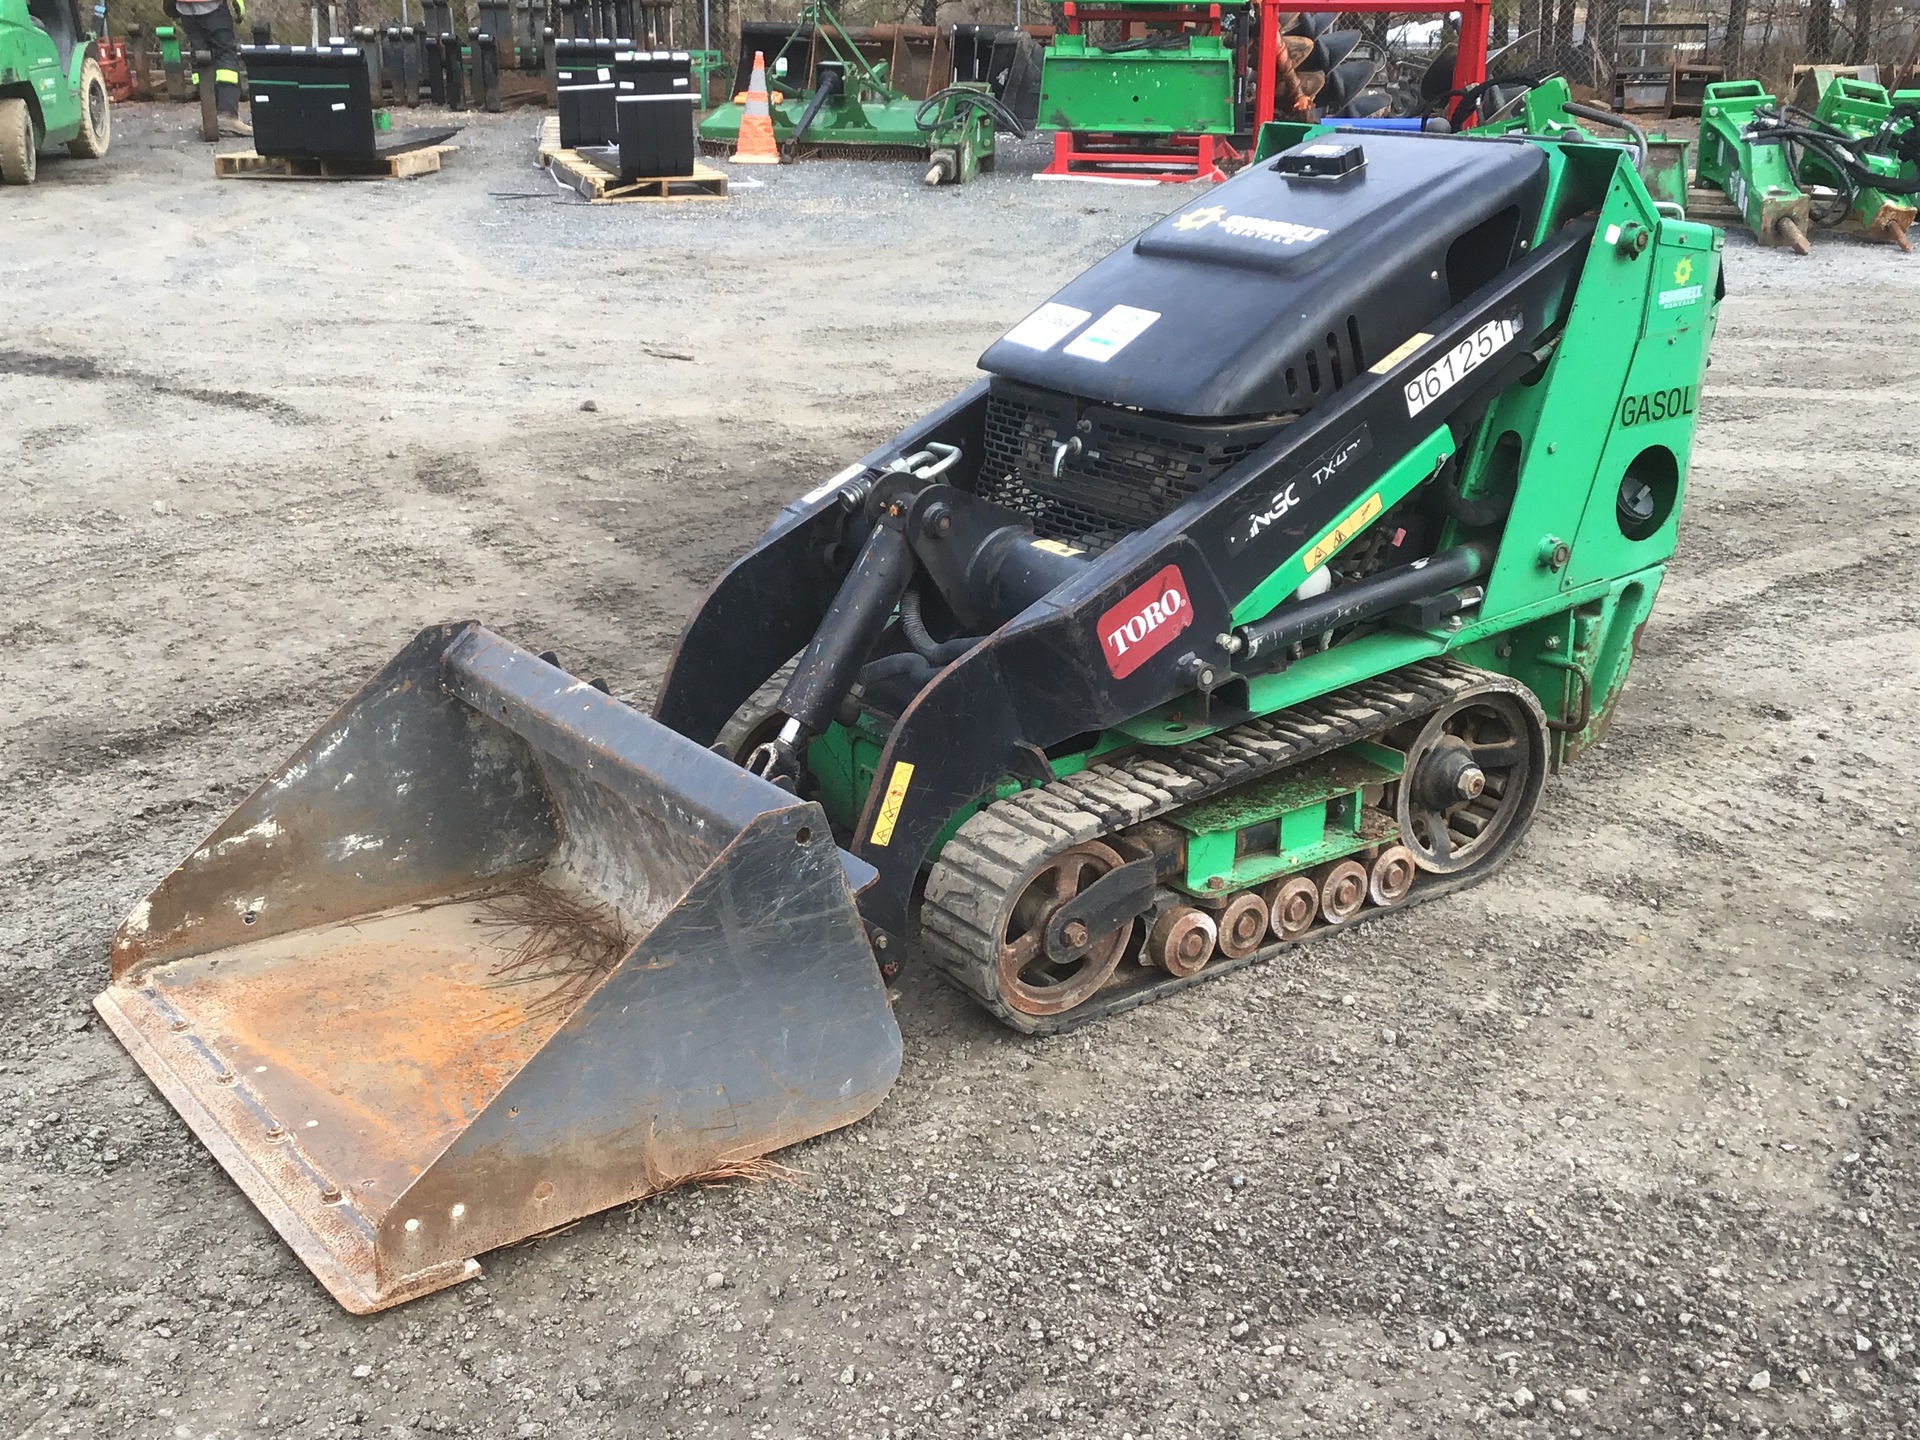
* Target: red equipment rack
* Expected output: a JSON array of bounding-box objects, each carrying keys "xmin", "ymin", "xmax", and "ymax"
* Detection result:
[
  {"xmin": 1039, "ymin": 0, "xmax": 1496, "ymax": 183},
  {"xmin": 1040, "ymin": 1, "xmax": 1236, "ymax": 183}
]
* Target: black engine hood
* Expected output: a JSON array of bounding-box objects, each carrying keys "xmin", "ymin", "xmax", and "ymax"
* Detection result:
[{"xmin": 978, "ymin": 132, "xmax": 1550, "ymax": 420}]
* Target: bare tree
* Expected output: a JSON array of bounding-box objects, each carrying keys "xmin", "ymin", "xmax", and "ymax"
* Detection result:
[
  {"xmin": 1723, "ymin": 0, "xmax": 1747, "ymax": 73},
  {"xmin": 1590, "ymin": 0, "xmax": 1619, "ymax": 91},
  {"xmin": 1807, "ymin": 0, "xmax": 1833, "ymax": 61},
  {"xmin": 1847, "ymin": 0, "xmax": 1873, "ymax": 64}
]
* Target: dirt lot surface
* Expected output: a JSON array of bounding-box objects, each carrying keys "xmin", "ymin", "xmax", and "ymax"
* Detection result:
[{"xmin": 3, "ymin": 104, "xmax": 1917, "ymax": 1440}]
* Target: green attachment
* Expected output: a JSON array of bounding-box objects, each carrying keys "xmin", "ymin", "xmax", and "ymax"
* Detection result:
[
  {"xmin": 1170, "ymin": 745, "xmax": 1400, "ymax": 895},
  {"xmin": 1696, "ymin": 80, "xmax": 1813, "ymax": 251},
  {"xmin": 1037, "ymin": 33, "xmax": 1235, "ymax": 136},
  {"xmin": 1799, "ymin": 76, "xmax": 1918, "ymax": 247},
  {"xmin": 920, "ymin": 83, "xmax": 999, "ymax": 185},
  {"xmin": 1472, "ymin": 76, "xmax": 1588, "ymax": 141},
  {"xmin": 697, "ymin": 0, "xmax": 936, "ymax": 157}
]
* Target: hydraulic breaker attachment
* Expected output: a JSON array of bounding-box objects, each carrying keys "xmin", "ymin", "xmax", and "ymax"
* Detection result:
[
  {"xmin": 96, "ymin": 624, "xmax": 901, "ymax": 1313},
  {"xmin": 1697, "ymin": 81, "xmax": 1812, "ymax": 252},
  {"xmin": 919, "ymin": 83, "xmax": 1001, "ymax": 186},
  {"xmin": 1802, "ymin": 77, "xmax": 1918, "ymax": 250}
]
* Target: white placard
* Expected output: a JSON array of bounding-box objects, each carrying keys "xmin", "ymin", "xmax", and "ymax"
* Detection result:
[
  {"xmin": 1063, "ymin": 305, "xmax": 1161, "ymax": 363},
  {"xmin": 1001, "ymin": 302, "xmax": 1091, "ymax": 353},
  {"xmin": 1403, "ymin": 312, "xmax": 1522, "ymax": 417}
]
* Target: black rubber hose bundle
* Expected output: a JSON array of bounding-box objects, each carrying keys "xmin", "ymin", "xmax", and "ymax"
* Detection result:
[
  {"xmin": 1750, "ymin": 105, "xmax": 1920, "ymax": 198},
  {"xmin": 914, "ymin": 85, "xmax": 1027, "ymax": 137}
]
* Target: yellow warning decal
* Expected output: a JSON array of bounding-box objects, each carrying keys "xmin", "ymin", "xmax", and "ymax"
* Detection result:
[
  {"xmin": 869, "ymin": 761, "xmax": 916, "ymax": 848},
  {"xmin": 1030, "ymin": 538, "xmax": 1085, "ymax": 557},
  {"xmin": 1304, "ymin": 492, "xmax": 1384, "ymax": 572},
  {"xmin": 1367, "ymin": 332, "xmax": 1432, "ymax": 375}
]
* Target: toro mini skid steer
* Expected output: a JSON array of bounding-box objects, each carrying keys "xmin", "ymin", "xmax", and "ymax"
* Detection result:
[{"xmin": 99, "ymin": 117, "xmax": 1720, "ymax": 1312}]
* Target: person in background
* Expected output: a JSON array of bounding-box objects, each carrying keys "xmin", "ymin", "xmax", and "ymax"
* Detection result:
[{"xmin": 168, "ymin": 0, "xmax": 250, "ymax": 136}]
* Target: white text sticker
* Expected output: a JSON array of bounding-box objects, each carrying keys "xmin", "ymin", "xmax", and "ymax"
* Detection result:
[
  {"xmin": 1002, "ymin": 302, "xmax": 1091, "ymax": 353},
  {"xmin": 1064, "ymin": 305, "xmax": 1160, "ymax": 363},
  {"xmin": 1404, "ymin": 313, "xmax": 1522, "ymax": 417}
]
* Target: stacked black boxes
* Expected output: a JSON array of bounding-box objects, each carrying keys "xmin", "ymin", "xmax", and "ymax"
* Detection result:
[
  {"xmin": 241, "ymin": 44, "xmax": 379, "ymax": 159},
  {"xmin": 555, "ymin": 36, "xmax": 623, "ymax": 147},
  {"xmin": 613, "ymin": 49, "xmax": 694, "ymax": 180}
]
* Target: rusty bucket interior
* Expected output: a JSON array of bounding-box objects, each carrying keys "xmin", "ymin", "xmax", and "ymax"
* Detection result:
[{"xmin": 96, "ymin": 623, "xmax": 901, "ymax": 1313}]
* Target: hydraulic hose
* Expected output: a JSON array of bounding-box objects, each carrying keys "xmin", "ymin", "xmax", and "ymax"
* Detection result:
[
  {"xmin": 1750, "ymin": 107, "xmax": 1920, "ymax": 198},
  {"xmin": 899, "ymin": 587, "xmax": 982, "ymax": 666},
  {"xmin": 1562, "ymin": 100, "xmax": 1646, "ymax": 169},
  {"xmin": 915, "ymin": 85, "xmax": 1026, "ymax": 137}
]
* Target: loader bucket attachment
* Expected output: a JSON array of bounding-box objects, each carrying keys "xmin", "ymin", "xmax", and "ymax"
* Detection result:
[{"xmin": 95, "ymin": 624, "xmax": 901, "ymax": 1313}]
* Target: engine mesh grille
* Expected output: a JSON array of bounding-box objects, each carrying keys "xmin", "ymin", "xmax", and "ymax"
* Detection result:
[{"xmin": 976, "ymin": 382, "xmax": 1288, "ymax": 554}]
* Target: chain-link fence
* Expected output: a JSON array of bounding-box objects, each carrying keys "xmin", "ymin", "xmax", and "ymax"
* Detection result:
[
  {"xmin": 1499, "ymin": 1, "xmax": 1920, "ymax": 103},
  {"xmin": 106, "ymin": 0, "xmax": 1920, "ymax": 104}
]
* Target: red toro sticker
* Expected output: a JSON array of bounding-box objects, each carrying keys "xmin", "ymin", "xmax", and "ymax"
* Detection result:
[{"xmin": 1098, "ymin": 565, "xmax": 1193, "ymax": 679}]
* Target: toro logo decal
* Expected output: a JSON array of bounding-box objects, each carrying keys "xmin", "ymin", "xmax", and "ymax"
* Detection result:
[{"xmin": 1099, "ymin": 565, "xmax": 1193, "ymax": 679}]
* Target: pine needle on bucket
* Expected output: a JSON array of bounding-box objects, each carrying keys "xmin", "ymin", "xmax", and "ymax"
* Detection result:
[{"xmin": 478, "ymin": 881, "xmax": 632, "ymax": 1022}]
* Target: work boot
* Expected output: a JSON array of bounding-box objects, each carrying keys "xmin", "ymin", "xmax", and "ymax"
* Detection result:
[{"xmin": 218, "ymin": 111, "xmax": 253, "ymax": 138}]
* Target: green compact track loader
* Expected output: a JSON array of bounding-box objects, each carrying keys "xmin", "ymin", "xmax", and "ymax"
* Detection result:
[
  {"xmin": 0, "ymin": 0, "xmax": 111, "ymax": 184},
  {"xmin": 100, "ymin": 111, "xmax": 1720, "ymax": 1312}
]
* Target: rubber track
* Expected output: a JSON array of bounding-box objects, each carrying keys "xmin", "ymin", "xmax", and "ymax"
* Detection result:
[{"xmin": 919, "ymin": 657, "xmax": 1524, "ymax": 1034}]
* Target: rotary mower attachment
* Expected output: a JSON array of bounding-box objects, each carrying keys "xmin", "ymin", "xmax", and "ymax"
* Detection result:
[{"xmin": 94, "ymin": 624, "xmax": 900, "ymax": 1314}]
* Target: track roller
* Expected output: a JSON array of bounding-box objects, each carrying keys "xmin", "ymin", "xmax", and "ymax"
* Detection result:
[
  {"xmin": 1148, "ymin": 906, "xmax": 1218, "ymax": 977},
  {"xmin": 1264, "ymin": 874, "xmax": 1320, "ymax": 940},
  {"xmin": 1369, "ymin": 845, "xmax": 1417, "ymax": 907},
  {"xmin": 1317, "ymin": 859, "xmax": 1369, "ymax": 924},
  {"xmin": 1214, "ymin": 891, "xmax": 1270, "ymax": 959}
]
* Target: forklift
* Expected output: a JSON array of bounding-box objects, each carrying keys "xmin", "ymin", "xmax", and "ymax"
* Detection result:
[{"xmin": 0, "ymin": 0, "xmax": 111, "ymax": 183}]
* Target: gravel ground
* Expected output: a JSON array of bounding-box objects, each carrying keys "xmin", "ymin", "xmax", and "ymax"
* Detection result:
[{"xmin": 2, "ymin": 104, "xmax": 1917, "ymax": 1440}]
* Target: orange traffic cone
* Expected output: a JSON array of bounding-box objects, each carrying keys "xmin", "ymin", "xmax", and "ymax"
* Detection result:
[{"xmin": 733, "ymin": 50, "xmax": 779, "ymax": 164}]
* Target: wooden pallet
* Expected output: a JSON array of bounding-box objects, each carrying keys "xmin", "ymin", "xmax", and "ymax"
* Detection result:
[
  {"xmin": 536, "ymin": 115, "xmax": 729, "ymax": 203},
  {"xmin": 1685, "ymin": 186, "xmax": 1744, "ymax": 225},
  {"xmin": 214, "ymin": 144, "xmax": 455, "ymax": 181}
]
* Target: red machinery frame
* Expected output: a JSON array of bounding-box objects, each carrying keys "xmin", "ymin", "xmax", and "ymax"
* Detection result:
[
  {"xmin": 1041, "ymin": 1, "xmax": 1236, "ymax": 183},
  {"xmin": 1039, "ymin": 0, "xmax": 1496, "ymax": 182},
  {"xmin": 1251, "ymin": 0, "xmax": 1490, "ymax": 130}
]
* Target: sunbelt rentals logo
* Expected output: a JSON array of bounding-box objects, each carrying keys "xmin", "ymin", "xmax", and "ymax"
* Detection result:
[
  {"xmin": 1658, "ymin": 254, "xmax": 1704, "ymax": 310},
  {"xmin": 1169, "ymin": 204, "xmax": 1329, "ymax": 247}
]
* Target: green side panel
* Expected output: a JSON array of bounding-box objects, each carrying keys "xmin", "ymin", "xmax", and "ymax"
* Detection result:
[
  {"xmin": 5, "ymin": 12, "xmax": 78, "ymax": 136},
  {"xmin": 1037, "ymin": 34, "xmax": 1234, "ymax": 136},
  {"xmin": 1457, "ymin": 565, "xmax": 1664, "ymax": 767},
  {"xmin": 1169, "ymin": 748, "xmax": 1399, "ymax": 893},
  {"xmin": 1471, "ymin": 161, "xmax": 1715, "ymax": 622},
  {"xmin": 1229, "ymin": 425, "xmax": 1455, "ymax": 627},
  {"xmin": 1252, "ymin": 119, "xmax": 1330, "ymax": 161}
]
